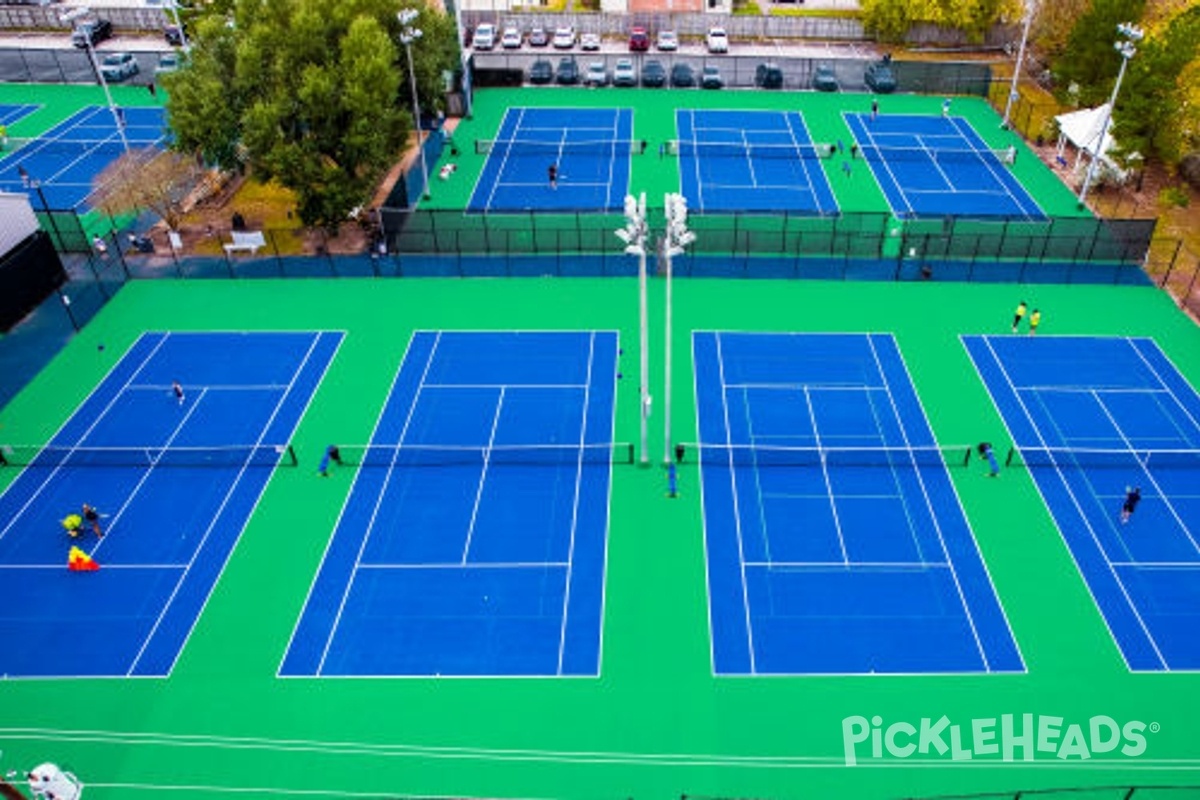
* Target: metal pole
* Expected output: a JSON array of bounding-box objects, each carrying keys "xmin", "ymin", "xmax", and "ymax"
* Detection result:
[
  {"xmin": 167, "ymin": 0, "xmax": 190, "ymax": 53},
  {"xmin": 663, "ymin": 231, "xmax": 673, "ymax": 467},
  {"xmin": 404, "ymin": 39, "xmax": 431, "ymax": 201},
  {"xmin": 84, "ymin": 37, "xmax": 130, "ymax": 152},
  {"xmin": 638, "ymin": 224, "xmax": 649, "ymax": 467},
  {"xmin": 1001, "ymin": 1, "xmax": 1033, "ymax": 129},
  {"xmin": 1078, "ymin": 53, "xmax": 1129, "ymax": 206}
]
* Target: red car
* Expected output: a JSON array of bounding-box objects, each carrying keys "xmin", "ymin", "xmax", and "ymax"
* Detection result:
[{"xmin": 629, "ymin": 27, "xmax": 650, "ymax": 51}]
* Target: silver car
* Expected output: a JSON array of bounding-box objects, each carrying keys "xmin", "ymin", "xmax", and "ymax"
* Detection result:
[{"xmin": 100, "ymin": 52, "xmax": 139, "ymax": 82}]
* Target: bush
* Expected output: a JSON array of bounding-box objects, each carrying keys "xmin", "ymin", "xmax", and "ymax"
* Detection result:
[
  {"xmin": 1181, "ymin": 152, "xmax": 1200, "ymax": 191},
  {"xmin": 1158, "ymin": 186, "xmax": 1191, "ymax": 209},
  {"xmin": 734, "ymin": 0, "xmax": 762, "ymax": 14}
]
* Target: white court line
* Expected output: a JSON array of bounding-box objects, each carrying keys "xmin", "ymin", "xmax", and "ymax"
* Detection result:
[
  {"xmin": 1126, "ymin": 338, "xmax": 1200, "ymax": 442},
  {"xmin": 359, "ymin": 561, "xmax": 570, "ymax": 570},
  {"xmin": 90, "ymin": 387, "xmax": 210, "ymax": 560},
  {"xmin": 1016, "ymin": 385, "xmax": 1171, "ymax": 395},
  {"xmin": 736, "ymin": 388, "xmax": 774, "ymax": 564},
  {"xmin": 127, "ymin": 383, "xmax": 290, "ymax": 392},
  {"xmin": 746, "ymin": 561, "xmax": 950, "ymax": 569},
  {"xmin": 603, "ymin": 112, "xmax": 618, "ymax": 212},
  {"xmin": 1091, "ymin": 391, "xmax": 1199, "ymax": 555},
  {"xmin": 0, "ymin": 563, "xmax": 188, "ymax": 570},
  {"xmin": 1111, "ymin": 561, "xmax": 1200, "ymax": 568},
  {"xmin": 461, "ymin": 387, "xmax": 505, "ymax": 564},
  {"xmin": 981, "ymin": 335, "xmax": 1166, "ymax": 670},
  {"xmin": 422, "ymin": 382, "xmax": 586, "ymax": 389},
  {"xmin": 714, "ymin": 333, "xmax": 757, "ymax": 673},
  {"xmin": 126, "ymin": 333, "xmax": 323, "ymax": 677},
  {"xmin": 868, "ymin": 335, "xmax": 990, "ymax": 671},
  {"xmin": 764, "ymin": 492, "xmax": 903, "ymax": 501},
  {"xmin": 693, "ymin": 334, "xmax": 720, "ymax": 676},
  {"xmin": 803, "ymin": 386, "xmax": 848, "ymax": 564},
  {"xmin": 557, "ymin": 331, "xmax": 595, "ymax": 675},
  {"xmin": 316, "ymin": 333, "xmax": 442, "ymax": 676},
  {"xmin": 904, "ymin": 188, "xmax": 1016, "ymax": 196},
  {"xmin": 783, "ymin": 111, "xmax": 824, "ymax": 215},
  {"xmin": 0, "ymin": 333, "xmax": 170, "ymax": 545},
  {"xmin": 689, "ymin": 110, "xmax": 705, "ymax": 213},
  {"xmin": 845, "ymin": 112, "xmax": 915, "ymax": 217},
  {"xmin": 914, "ymin": 135, "xmax": 955, "ymax": 189},
  {"xmin": 495, "ymin": 181, "xmax": 610, "ymax": 188},
  {"xmin": 484, "ymin": 107, "xmax": 526, "ymax": 212},
  {"xmin": 740, "ymin": 129, "xmax": 760, "ymax": 187},
  {"xmin": 724, "ymin": 382, "xmax": 886, "ymax": 391}
]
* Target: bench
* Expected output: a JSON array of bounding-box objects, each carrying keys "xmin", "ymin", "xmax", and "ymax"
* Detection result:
[{"xmin": 223, "ymin": 230, "xmax": 266, "ymax": 255}]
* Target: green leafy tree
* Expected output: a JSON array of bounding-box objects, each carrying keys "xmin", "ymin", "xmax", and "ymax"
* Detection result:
[
  {"xmin": 861, "ymin": 0, "xmax": 1021, "ymax": 43},
  {"xmin": 1032, "ymin": 0, "xmax": 1091, "ymax": 58},
  {"xmin": 166, "ymin": 0, "xmax": 458, "ymax": 230},
  {"xmin": 1051, "ymin": 0, "xmax": 1146, "ymax": 106},
  {"xmin": 1111, "ymin": 4, "xmax": 1200, "ymax": 163}
]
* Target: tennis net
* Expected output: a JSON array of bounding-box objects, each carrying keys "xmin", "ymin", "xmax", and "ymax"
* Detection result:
[
  {"xmin": 2, "ymin": 137, "xmax": 166, "ymax": 158},
  {"xmin": 335, "ymin": 442, "xmax": 635, "ymax": 467},
  {"xmin": 475, "ymin": 139, "xmax": 647, "ymax": 156},
  {"xmin": 0, "ymin": 443, "xmax": 297, "ymax": 468},
  {"xmin": 679, "ymin": 443, "xmax": 972, "ymax": 468},
  {"xmin": 1006, "ymin": 446, "xmax": 1200, "ymax": 469},
  {"xmin": 859, "ymin": 144, "xmax": 1018, "ymax": 166},
  {"xmin": 664, "ymin": 140, "xmax": 835, "ymax": 160}
]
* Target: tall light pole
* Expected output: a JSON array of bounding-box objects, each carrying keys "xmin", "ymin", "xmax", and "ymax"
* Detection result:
[
  {"xmin": 398, "ymin": 9, "xmax": 431, "ymax": 201},
  {"xmin": 1078, "ymin": 22, "xmax": 1142, "ymax": 207},
  {"xmin": 61, "ymin": 7, "xmax": 129, "ymax": 153},
  {"xmin": 1001, "ymin": 0, "xmax": 1034, "ymax": 129},
  {"xmin": 616, "ymin": 193, "xmax": 650, "ymax": 466},
  {"xmin": 165, "ymin": 0, "xmax": 191, "ymax": 54},
  {"xmin": 662, "ymin": 192, "xmax": 694, "ymax": 467}
]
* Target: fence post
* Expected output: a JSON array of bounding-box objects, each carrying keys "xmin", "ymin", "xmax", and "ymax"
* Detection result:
[
  {"xmin": 1183, "ymin": 257, "xmax": 1200, "ymax": 310},
  {"xmin": 1158, "ymin": 238, "xmax": 1182, "ymax": 287}
]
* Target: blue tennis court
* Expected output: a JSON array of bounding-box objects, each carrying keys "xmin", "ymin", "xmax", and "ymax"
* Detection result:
[
  {"xmin": 676, "ymin": 109, "xmax": 838, "ymax": 215},
  {"xmin": 0, "ymin": 104, "xmax": 39, "ymax": 126},
  {"xmin": 693, "ymin": 332, "xmax": 1023, "ymax": 675},
  {"xmin": 965, "ymin": 335, "xmax": 1200, "ymax": 671},
  {"xmin": 0, "ymin": 105, "xmax": 168, "ymax": 210},
  {"xmin": 281, "ymin": 331, "xmax": 618, "ymax": 677},
  {"xmin": 467, "ymin": 108, "xmax": 634, "ymax": 213},
  {"xmin": 844, "ymin": 113, "xmax": 1044, "ymax": 220},
  {"xmin": 0, "ymin": 331, "xmax": 340, "ymax": 678}
]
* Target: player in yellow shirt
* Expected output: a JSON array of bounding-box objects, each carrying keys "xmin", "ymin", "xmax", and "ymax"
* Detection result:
[
  {"xmin": 1012, "ymin": 301, "xmax": 1027, "ymax": 333},
  {"xmin": 1029, "ymin": 309, "xmax": 1041, "ymax": 336}
]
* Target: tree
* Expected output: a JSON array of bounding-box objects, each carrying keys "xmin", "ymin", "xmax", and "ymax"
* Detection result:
[
  {"xmin": 861, "ymin": 0, "xmax": 1022, "ymax": 43},
  {"xmin": 1051, "ymin": 0, "xmax": 1146, "ymax": 107},
  {"xmin": 1032, "ymin": 0, "xmax": 1092, "ymax": 59},
  {"xmin": 1110, "ymin": 4, "xmax": 1200, "ymax": 163},
  {"xmin": 90, "ymin": 148, "xmax": 206, "ymax": 231},
  {"xmin": 166, "ymin": 0, "xmax": 459, "ymax": 230}
]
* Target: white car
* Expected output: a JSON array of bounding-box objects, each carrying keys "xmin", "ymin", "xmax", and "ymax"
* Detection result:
[
  {"xmin": 472, "ymin": 23, "xmax": 495, "ymax": 50},
  {"xmin": 100, "ymin": 52, "xmax": 139, "ymax": 82},
  {"xmin": 613, "ymin": 58, "xmax": 636, "ymax": 86},
  {"xmin": 552, "ymin": 25, "xmax": 576, "ymax": 48},
  {"xmin": 581, "ymin": 32, "xmax": 601, "ymax": 50},
  {"xmin": 656, "ymin": 30, "xmax": 678, "ymax": 51},
  {"xmin": 583, "ymin": 61, "xmax": 608, "ymax": 86},
  {"xmin": 501, "ymin": 26, "xmax": 522, "ymax": 49},
  {"xmin": 706, "ymin": 27, "xmax": 729, "ymax": 53}
]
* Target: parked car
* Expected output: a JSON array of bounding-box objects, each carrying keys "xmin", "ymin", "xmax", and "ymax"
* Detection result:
[
  {"xmin": 528, "ymin": 58, "xmax": 553, "ymax": 84},
  {"xmin": 472, "ymin": 23, "xmax": 495, "ymax": 50},
  {"xmin": 99, "ymin": 51, "xmax": 138, "ymax": 81},
  {"xmin": 755, "ymin": 62, "xmax": 783, "ymax": 89},
  {"xmin": 555, "ymin": 57, "xmax": 579, "ymax": 84},
  {"xmin": 501, "ymin": 25, "xmax": 522, "ymax": 49},
  {"xmin": 641, "ymin": 59, "xmax": 666, "ymax": 87},
  {"xmin": 864, "ymin": 58, "xmax": 897, "ymax": 93},
  {"xmin": 584, "ymin": 61, "xmax": 608, "ymax": 86},
  {"xmin": 528, "ymin": 26, "xmax": 549, "ymax": 46},
  {"xmin": 628, "ymin": 26, "xmax": 650, "ymax": 51},
  {"xmin": 656, "ymin": 30, "xmax": 678, "ymax": 51},
  {"xmin": 706, "ymin": 27, "xmax": 729, "ymax": 53},
  {"xmin": 552, "ymin": 26, "xmax": 576, "ymax": 48},
  {"xmin": 812, "ymin": 63, "xmax": 839, "ymax": 92},
  {"xmin": 670, "ymin": 62, "xmax": 695, "ymax": 87},
  {"xmin": 701, "ymin": 65, "xmax": 723, "ymax": 89},
  {"xmin": 613, "ymin": 58, "xmax": 637, "ymax": 87},
  {"xmin": 155, "ymin": 51, "xmax": 183, "ymax": 76},
  {"xmin": 71, "ymin": 18, "xmax": 113, "ymax": 48},
  {"xmin": 581, "ymin": 32, "xmax": 600, "ymax": 50}
]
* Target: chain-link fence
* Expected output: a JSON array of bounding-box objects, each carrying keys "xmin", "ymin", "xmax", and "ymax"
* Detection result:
[
  {"xmin": 472, "ymin": 51, "xmax": 993, "ymax": 94},
  {"xmin": 0, "ymin": 46, "xmax": 168, "ymax": 86}
]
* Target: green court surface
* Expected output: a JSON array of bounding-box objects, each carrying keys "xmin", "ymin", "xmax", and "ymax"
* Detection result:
[
  {"xmin": 1, "ymin": 277, "xmax": 1199, "ymax": 799},
  {"xmin": 432, "ymin": 88, "xmax": 1086, "ymax": 217}
]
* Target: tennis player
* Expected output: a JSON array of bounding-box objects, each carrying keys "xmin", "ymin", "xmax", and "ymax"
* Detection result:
[
  {"xmin": 82, "ymin": 503, "xmax": 103, "ymax": 537},
  {"xmin": 172, "ymin": 380, "xmax": 185, "ymax": 405},
  {"xmin": 977, "ymin": 442, "xmax": 1000, "ymax": 477},
  {"xmin": 1120, "ymin": 486, "xmax": 1142, "ymax": 524},
  {"xmin": 1012, "ymin": 301, "xmax": 1027, "ymax": 333},
  {"xmin": 548, "ymin": 163, "xmax": 558, "ymax": 190},
  {"xmin": 1029, "ymin": 309, "xmax": 1042, "ymax": 335}
]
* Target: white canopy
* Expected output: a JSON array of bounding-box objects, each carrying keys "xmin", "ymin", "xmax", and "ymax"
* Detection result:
[{"xmin": 1055, "ymin": 104, "xmax": 1122, "ymax": 171}]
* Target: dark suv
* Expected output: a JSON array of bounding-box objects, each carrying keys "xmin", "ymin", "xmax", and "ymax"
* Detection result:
[
  {"xmin": 864, "ymin": 55, "xmax": 897, "ymax": 93},
  {"xmin": 72, "ymin": 18, "xmax": 113, "ymax": 48},
  {"xmin": 754, "ymin": 62, "xmax": 783, "ymax": 89}
]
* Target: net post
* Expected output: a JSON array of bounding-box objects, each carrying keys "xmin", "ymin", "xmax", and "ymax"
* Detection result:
[
  {"xmin": 623, "ymin": 442, "xmax": 634, "ymax": 464},
  {"xmin": 1005, "ymin": 447, "xmax": 1017, "ymax": 467},
  {"xmin": 283, "ymin": 444, "xmax": 298, "ymax": 467},
  {"xmin": 962, "ymin": 446, "xmax": 972, "ymax": 467},
  {"xmin": 0, "ymin": 449, "xmax": 8, "ymax": 468}
]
